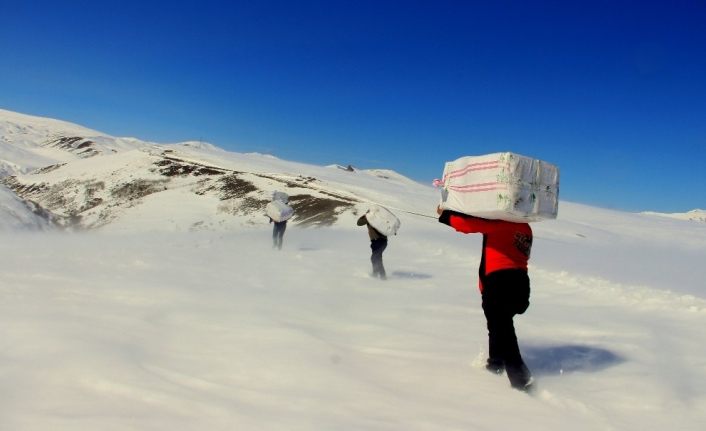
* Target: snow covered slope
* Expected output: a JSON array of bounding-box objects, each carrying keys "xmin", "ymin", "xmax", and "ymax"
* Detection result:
[
  {"xmin": 0, "ymin": 185, "xmax": 53, "ymax": 230},
  {"xmin": 0, "ymin": 108, "xmax": 150, "ymax": 176},
  {"xmin": 1, "ymin": 109, "xmax": 431, "ymax": 231},
  {"xmin": 1, "ymin": 217, "xmax": 705, "ymax": 430}
]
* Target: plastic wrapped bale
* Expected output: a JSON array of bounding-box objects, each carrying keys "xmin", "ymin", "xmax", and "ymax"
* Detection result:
[
  {"xmin": 437, "ymin": 152, "xmax": 559, "ymax": 222},
  {"xmin": 364, "ymin": 205, "xmax": 400, "ymax": 237},
  {"xmin": 266, "ymin": 200, "xmax": 294, "ymax": 222},
  {"xmin": 272, "ymin": 191, "xmax": 289, "ymax": 204}
]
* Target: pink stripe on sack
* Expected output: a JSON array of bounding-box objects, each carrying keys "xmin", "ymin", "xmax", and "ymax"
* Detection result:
[
  {"xmin": 445, "ymin": 162, "xmax": 499, "ymax": 179},
  {"xmin": 448, "ymin": 183, "xmax": 507, "ymax": 193},
  {"xmin": 450, "ymin": 181, "xmax": 499, "ymax": 188},
  {"xmin": 442, "ymin": 161, "xmax": 512, "ymax": 184}
]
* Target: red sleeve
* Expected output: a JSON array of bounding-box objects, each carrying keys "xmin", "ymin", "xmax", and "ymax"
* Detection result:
[{"xmin": 439, "ymin": 210, "xmax": 500, "ymax": 234}]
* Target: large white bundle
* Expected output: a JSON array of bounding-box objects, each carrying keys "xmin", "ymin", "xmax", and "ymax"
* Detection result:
[
  {"xmin": 266, "ymin": 200, "xmax": 294, "ymax": 222},
  {"xmin": 438, "ymin": 152, "xmax": 559, "ymax": 222},
  {"xmin": 272, "ymin": 191, "xmax": 289, "ymax": 204},
  {"xmin": 365, "ymin": 205, "xmax": 400, "ymax": 237}
]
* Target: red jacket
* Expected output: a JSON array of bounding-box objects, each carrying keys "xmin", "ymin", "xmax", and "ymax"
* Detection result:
[{"xmin": 439, "ymin": 210, "xmax": 532, "ymax": 292}]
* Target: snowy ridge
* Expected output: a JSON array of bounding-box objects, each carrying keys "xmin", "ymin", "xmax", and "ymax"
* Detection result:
[
  {"xmin": 642, "ymin": 208, "xmax": 706, "ymax": 223},
  {"xmin": 0, "ymin": 108, "xmax": 105, "ymax": 139},
  {"xmin": 0, "ymin": 108, "xmax": 147, "ymax": 176}
]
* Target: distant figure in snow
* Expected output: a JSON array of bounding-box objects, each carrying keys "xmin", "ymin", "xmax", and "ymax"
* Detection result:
[
  {"xmin": 357, "ymin": 213, "xmax": 387, "ymax": 280},
  {"xmin": 266, "ymin": 191, "xmax": 293, "ymax": 250},
  {"xmin": 437, "ymin": 205, "xmax": 534, "ymax": 392}
]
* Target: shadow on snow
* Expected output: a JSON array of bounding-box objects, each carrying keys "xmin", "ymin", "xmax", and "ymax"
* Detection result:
[
  {"xmin": 522, "ymin": 344, "xmax": 624, "ymax": 376},
  {"xmin": 391, "ymin": 271, "xmax": 433, "ymax": 280}
]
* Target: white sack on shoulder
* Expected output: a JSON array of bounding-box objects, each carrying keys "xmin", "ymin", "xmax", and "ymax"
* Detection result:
[
  {"xmin": 272, "ymin": 191, "xmax": 289, "ymax": 204},
  {"xmin": 365, "ymin": 205, "xmax": 400, "ymax": 236},
  {"xmin": 266, "ymin": 201, "xmax": 294, "ymax": 222}
]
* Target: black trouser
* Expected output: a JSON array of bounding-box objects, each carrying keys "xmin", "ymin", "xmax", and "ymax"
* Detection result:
[
  {"xmin": 370, "ymin": 238, "xmax": 387, "ymax": 278},
  {"xmin": 272, "ymin": 221, "xmax": 286, "ymax": 249},
  {"xmin": 481, "ymin": 269, "xmax": 531, "ymax": 388}
]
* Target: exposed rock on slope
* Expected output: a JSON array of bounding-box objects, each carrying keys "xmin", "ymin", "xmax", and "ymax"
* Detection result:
[{"xmin": 2, "ymin": 148, "xmax": 359, "ymax": 230}]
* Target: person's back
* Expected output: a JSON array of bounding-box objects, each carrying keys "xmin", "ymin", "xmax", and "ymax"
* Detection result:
[{"xmin": 439, "ymin": 210, "xmax": 530, "ymax": 285}]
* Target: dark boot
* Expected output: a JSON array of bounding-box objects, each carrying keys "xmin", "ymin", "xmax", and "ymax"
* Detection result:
[
  {"xmin": 506, "ymin": 362, "xmax": 533, "ymax": 392},
  {"xmin": 485, "ymin": 358, "xmax": 505, "ymax": 375}
]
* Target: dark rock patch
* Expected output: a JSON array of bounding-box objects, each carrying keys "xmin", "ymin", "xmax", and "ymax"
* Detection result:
[
  {"xmin": 44, "ymin": 136, "xmax": 99, "ymax": 158},
  {"xmin": 32, "ymin": 163, "xmax": 66, "ymax": 174},
  {"xmin": 239, "ymin": 196, "xmax": 269, "ymax": 214},
  {"xmin": 218, "ymin": 174, "xmax": 258, "ymax": 200},
  {"xmin": 288, "ymin": 194, "xmax": 356, "ymax": 227},
  {"xmin": 1, "ymin": 176, "xmax": 49, "ymax": 197},
  {"xmin": 111, "ymin": 179, "xmax": 167, "ymax": 201},
  {"xmin": 153, "ymin": 157, "xmax": 227, "ymax": 177}
]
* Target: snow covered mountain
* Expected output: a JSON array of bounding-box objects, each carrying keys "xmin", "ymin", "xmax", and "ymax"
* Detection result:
[
  {"xmin": 4, "ymin": 108, "xmax": 704, "ymax": 233},
  {"xmin": 1, "ymin": 108, "xmax": 429, "ymax": 231},
  {"xmin": 642, "ymin": 209, "xmax": 706, "ymax": 223},
  {"xmin": 0, "ymin": 108, "xmax": 150, "ymax": 175}
]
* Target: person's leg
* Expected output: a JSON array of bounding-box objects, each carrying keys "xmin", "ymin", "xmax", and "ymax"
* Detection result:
[
  {"xmin": 504, "ymin": 272, "xmax": 532, "ymax": 390},
  {"xmin": 370, "ymin": 239, "xmax": 387, "ymax": 279},
  {"xmin": 482, "ymin": 291, "xmax": 509, "ymax": 372},
  {"xmin": 370, "ymin": 241, "xmax": 381, "ymax": 276},
  {"xmin": 496, "ymin": 317, "xmax": 530, "ymax": 389},
  {"xmin": 277, "ymin": 223, "xmax": 286, "ymax": 249},
  {"xmin": 272, "ymin": 224, "xmax": 278, "ymax": 248},
  {"xmin": 377, "ymin": 240, "xmax": 387, "ymax": 279},
  {"xmin": 370, "ymin": 239, "xmax": 386, "ymax": 278},
  {"xmin": 482, "ymin": 274, "xmax": 532, "ymax": 390}
]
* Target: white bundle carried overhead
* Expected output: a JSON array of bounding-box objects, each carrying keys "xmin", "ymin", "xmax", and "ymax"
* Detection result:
[
  {"xmin": 365, "ymin": 205, "xmax": 401, "ymax": 236},
  {"xmin": 437, "ymin": 152, "xmax": 559, "ymax": 222},
  {"xmin": 272, "ymin": 191, "xmax": 289, "ymax": 204},
  {"xmin": 266, "ymin": 200, "xmax": 294, "ymax": 222}
]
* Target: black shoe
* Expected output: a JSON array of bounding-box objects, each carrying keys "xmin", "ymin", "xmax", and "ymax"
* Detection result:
[
  {"xmin": 507, "ymin": 363, "xmax": 533, "ymax": 391},
  {"xmin": 485, "ymin": 359, "xmax": 505, "ymax": 375},
  {"xmin": 512, "ymin": 376, "xmax": 535, "ymax": 394}
]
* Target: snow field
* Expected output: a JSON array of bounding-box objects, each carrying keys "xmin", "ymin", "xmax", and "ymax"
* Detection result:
[{"xmin": 2, "ymin": 218, "xmax": 705, "ymax": 430}]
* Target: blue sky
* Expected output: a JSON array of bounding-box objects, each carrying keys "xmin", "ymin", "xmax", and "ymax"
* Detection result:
[{"xmin": 1, "ymin": 1, "xmax": 705, "ymax": 212}]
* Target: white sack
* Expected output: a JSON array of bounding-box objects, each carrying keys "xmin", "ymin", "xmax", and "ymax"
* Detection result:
[
  {"xmin": 266, "ymin": 200, "xmax": 294, "ymax": 222},
  {"xmin": 365, "ymin": 205, "xmax": 400, "ymax": 237},
  {"xmin": 438, "ymin": 152, "xmax": 559, "ymax": 222},
  {"xmin": 272, "ymin": 191, "xmax": 289, "ymax": 204}
]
